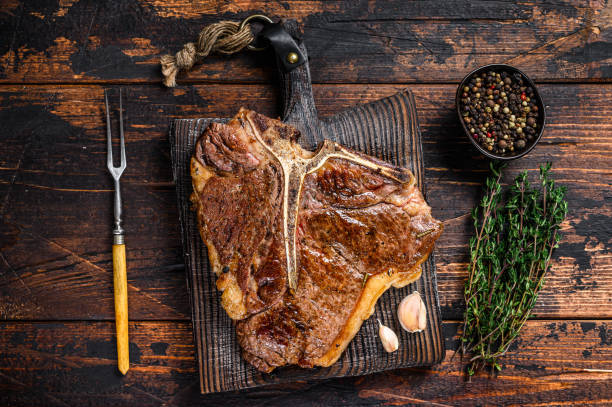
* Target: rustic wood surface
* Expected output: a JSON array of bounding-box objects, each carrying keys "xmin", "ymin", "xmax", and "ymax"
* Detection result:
[
  {"xmin": 171, "ymin": 61, "xmax": 444, "ymax": 390},
  {"xmin": 0, "ymin": 0, "xmax": 611, "ymax": 405}
]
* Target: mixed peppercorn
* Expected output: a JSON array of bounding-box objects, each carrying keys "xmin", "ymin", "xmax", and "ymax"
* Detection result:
[{"xmin": 459, "ymin": 69, "xmax": 540, "ymax": 156}]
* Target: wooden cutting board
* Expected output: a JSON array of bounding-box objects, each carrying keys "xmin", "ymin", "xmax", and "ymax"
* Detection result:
[{"xmin": 169, "ymin": 22, "xmax": 444, "ymax": 394}]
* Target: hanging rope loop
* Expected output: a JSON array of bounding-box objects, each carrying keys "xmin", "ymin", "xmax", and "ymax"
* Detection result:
[{"xmin": 160, "ymin": 15, "xmax": 273, "ymax": 87}]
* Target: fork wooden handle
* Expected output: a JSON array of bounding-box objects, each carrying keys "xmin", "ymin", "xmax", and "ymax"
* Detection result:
[{"xmin": 113, "ymin": 243, "xmax": 129, "ymax": 375}]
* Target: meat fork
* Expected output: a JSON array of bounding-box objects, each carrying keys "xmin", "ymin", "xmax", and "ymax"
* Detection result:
[{"xmin": 105, "ymin": 89, "xmax": 129, "ymax": 375}]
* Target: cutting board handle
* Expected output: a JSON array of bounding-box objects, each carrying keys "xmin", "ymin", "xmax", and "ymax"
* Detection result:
[{"xmin": 276, "ymin": 20, "xmax": 322, "ymax": 151}]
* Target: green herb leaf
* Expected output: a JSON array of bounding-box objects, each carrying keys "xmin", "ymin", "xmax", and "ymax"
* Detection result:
[{"xmin": 459, "ymin": 162, "xmax": 567, "ymax": 376}]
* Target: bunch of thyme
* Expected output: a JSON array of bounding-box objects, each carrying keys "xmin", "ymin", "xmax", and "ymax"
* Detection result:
[{"xmin": 459, "ymin": 162, "xmax": 568, "ymax": 376}]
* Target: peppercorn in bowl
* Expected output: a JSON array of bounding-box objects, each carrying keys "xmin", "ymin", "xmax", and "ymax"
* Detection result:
[{"xmin": 456, "ymin": 64, "xmax": 545, "ymax": 160}]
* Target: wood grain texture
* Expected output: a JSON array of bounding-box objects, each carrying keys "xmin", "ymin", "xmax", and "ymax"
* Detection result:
[
  {"xmin": 112, "ymin": 243, "xmax": 129, "ymax": 375},
  {"xmin": 1, "ymin": 0, "xmax": 611, "ymax": 84},
  {"xmin": 1, "ymin": 1, "xmax": 611, "ymax": 398},
  {"xmin": 0, "ymin": 83, "xmax": 609, "ymax": 321},
  {"xmin": 170, "ymin": 35, "xmax": 444, "ymax": 389},
  {"xmin": 1, "ymin": 320, "xmax": 611, "ymax": 406}
]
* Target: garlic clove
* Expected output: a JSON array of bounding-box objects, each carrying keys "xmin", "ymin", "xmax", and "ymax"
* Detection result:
[
  {"xmin": 397, "ymin": 291, "xmax": 427, "ymax": 333},
  {"xmin": 377, "ymin": 319, "xmax": 399, "ymax": 353}
]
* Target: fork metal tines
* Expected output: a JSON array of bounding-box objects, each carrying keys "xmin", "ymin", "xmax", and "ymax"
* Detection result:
[{"xmin": 105, "ymin": 88, "xmax": 127, "ymax": 245}]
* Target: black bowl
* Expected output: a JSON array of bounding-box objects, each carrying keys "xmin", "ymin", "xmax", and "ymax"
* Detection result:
[{"xmin": 456, "ymin": 64, "xmax": 546, "ymax": 160}]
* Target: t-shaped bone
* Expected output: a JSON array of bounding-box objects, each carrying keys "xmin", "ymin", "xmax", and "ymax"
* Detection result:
[{"xmin": 245, "ymin": 114, "xmax": 409, "ymax": 292}]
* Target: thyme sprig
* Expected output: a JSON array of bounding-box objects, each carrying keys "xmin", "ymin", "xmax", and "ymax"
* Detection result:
[{"xmin": 459, "ymin": 162, "xmax": 568, "ymax": 376}]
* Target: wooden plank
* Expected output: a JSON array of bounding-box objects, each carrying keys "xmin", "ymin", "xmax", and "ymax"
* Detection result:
[
  {"xmin": 1, "ymin": 1, "xmax": 611, "ymax": 84},
  {"xmin": 0, "ymin": 320, "xmax": 611, "ymax": 406},
  {"xmin": 170, "ymin": 43, "xmax": 444, "ymax": 389},
  {"xmin": 0, "ymin": 84, "xmax": 610, "ymax": 321}
]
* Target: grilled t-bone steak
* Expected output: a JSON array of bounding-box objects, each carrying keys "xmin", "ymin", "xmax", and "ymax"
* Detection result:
[{"xmin": 191, "ymin": 108, "xmax": 443, "ymax": 373}]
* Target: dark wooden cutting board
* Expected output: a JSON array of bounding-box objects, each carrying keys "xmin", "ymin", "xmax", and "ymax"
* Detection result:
[{"xmin": 169, "ymin": 22, "xmax": 444, "ymax": 394}]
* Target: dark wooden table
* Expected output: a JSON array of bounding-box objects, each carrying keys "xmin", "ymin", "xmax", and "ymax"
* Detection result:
[{"xmin": 1, "ymin": 1, "xmax": 611, "ymax": 406}]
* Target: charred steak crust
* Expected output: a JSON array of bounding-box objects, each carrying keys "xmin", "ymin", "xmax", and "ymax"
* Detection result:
[{"xmin": 191, "ymin": 108, "xmax": 443, "ymax": 372}]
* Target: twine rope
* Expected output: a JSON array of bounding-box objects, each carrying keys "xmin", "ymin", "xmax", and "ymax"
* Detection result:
[{"xmin": 160, "ymin": 20, "xmax": 254, "ymax": 87}]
